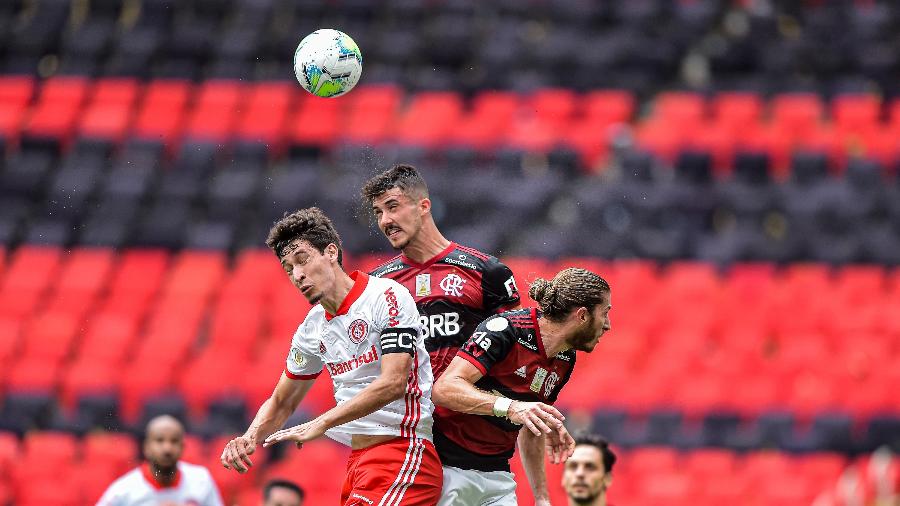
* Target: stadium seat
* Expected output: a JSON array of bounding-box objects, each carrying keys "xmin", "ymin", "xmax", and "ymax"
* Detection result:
[
  {"xmin": 82, "ymin": 432, "xmax": 139, "ymax": 475},
  {"xmin": 132, "ymin": 80, "xmax": 191, "ymax": 145}
]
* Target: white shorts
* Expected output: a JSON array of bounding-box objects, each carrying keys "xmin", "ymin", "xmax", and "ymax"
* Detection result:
[{"xmin": 438, "ymin": 465, "xmax": 517, "ymax": 506}]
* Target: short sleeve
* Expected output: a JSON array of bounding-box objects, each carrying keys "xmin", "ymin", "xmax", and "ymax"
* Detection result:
[
  {"xmin": 373, "ymin": 281, "xmax": 424, "ymax": 355},
  {"xmin": 284, "ymin": 314, "xmax": 325, "ymax": 380},
  {"xmin": 482, "ymin": 259, "xmax": 520, "ymax": 313},
  {"xmin": 457, "ymin": 315, "xmax": 517, "ymax": 375},
  {"xmin": 95, "ymin": 484, "xmax": 120, "ymax": 506}
]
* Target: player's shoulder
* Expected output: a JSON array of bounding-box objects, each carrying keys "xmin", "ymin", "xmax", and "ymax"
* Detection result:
[
  {"xmin": 106, "ymin": 466, "xmax": 144, "ymax": 491},
  {"xmin": 178, "ymin": 461, "xmax": 216, "ymax": 481},
  {"xmin": 365, "ymin": 273, "xmax": 408, "ymax": 295},
  {"xmin": 478, "ymin": 309, "xmax": 532, "ymax": 336},
  {"xmin": 446, "ymin": 243, "xmax": 511, "ymax": 274},
  {"xmin": 369, "ymin": 255, "xmax": 406, "ymax": 278}
]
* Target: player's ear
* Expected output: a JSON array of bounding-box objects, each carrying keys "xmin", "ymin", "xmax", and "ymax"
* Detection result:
[
  {"xmin": 326, "ymin": 243, "xmax": 339, "ymax": 262},
  {"xmin": 576, "ymin": 306, "xmax": 589, "ymax": 323},
  {"xmin": 419, "ymin": 196, "xmax": 431, "ymax": 215}
]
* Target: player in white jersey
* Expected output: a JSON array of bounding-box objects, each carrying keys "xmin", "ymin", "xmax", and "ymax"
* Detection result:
[
  {"xmin": 220, "ymin": 207, "xmax": 442, "ymax": 506},
  {"xmin": 97, "ymin": 415, "xmax": 223, "ymax": 506}
]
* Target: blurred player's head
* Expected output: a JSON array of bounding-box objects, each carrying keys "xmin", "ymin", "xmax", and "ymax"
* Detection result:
[
  {"xmin": 562, "ymin": 433, "xmax": 616, "ymax": 506},
  {"xmin": 530, "ymin": 268, "xmax": 611, "ymax": 352},
  {"xmin": 263, "ymin": 479, "xmax": 305, "ymax": 506},
  {"xmin": 267, "ymin": 207, "xmax": 344, "ymax": 305},
  {"xmin": 143, "ymin": 415, "xmax": 185, "ymax": 476},
  {"xmin": 361, "ymin": 164, "xmax": 433, "ymax": 250}
]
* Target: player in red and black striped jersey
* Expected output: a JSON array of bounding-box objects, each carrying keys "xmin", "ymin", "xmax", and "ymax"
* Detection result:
[
  {"xmin": 361, "ymin": 165, "xmax": 520, "ymax": 381},
  {"xmin": 433, "ymin": 268, "xmax": 613, "ymax": 506}
]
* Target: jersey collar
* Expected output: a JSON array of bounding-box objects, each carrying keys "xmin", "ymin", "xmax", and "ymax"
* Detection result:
[
  {"xmin": 141, "ymin": 462, "xmax": 182, "ymax": 490},
  {"xmin": 324, "ymin": 271, "xmax": 369, "ymax": 321},
  {"xmin": 401, "ymin": 241, "xmax": 456, "ymax": 269}
]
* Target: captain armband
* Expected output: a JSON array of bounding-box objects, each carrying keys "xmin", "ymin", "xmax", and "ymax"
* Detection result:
[{"xmin": 380, "ymin": 327, "xmax": 418, "ymax": 356}]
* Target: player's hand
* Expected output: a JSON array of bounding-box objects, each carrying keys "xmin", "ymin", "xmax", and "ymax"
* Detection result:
[
  {"xmin": 545, "ymin": 423, "xmax": 576, "ymax": 464},
  {"xmin": 220, "ymin": 435, "xmax": 256, "ymax": 473},
  {"xmin": 507, "ymin": 401, "xmax": 565, "ymax": 437},
  {"xmin": 534, "ymin": 498, "xmax": 552, "ymax": 506},
  {"xmin": 262, "ymin": 419, "xmax": 327, "ymax": 449}
]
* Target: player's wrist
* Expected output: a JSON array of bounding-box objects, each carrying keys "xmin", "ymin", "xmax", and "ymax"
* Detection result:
[{"xmin": 492, "ymin": 396, "xmax": 513, "ymax": 418}]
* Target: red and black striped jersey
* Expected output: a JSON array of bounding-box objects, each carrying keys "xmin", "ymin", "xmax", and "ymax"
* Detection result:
[
  {"xmin": 435, "ymin": 308, "xmax": 577, "ymax": 472},
  {"xmin": 370, "ymin": 241, "xmax": 520, "ymax": 380}
]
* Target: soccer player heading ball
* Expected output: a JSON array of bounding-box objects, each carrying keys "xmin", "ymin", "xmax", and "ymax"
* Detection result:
[
  {"xmin": 220, "ymin": 207, "xmax": 442, "ymax": 505},
  {"xmin": 362, "ymin": 165, "xmax": 613, "ymax": 505}
]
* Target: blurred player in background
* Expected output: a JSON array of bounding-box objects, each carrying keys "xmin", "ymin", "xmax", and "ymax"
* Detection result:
[
  {"xmin": 262, "ymin": 478, "xmax": 305, "ymax": 506},
  {"xmin": 562, "ymin": 433, "xmax": 617, "ymax": 506},
  {"xmin": 220, "ymin": 207, "xmax": 442, "ymax": 505},
  {"xmin": 432, "ymin": 268, "xmax": 612, "ymax": 506},
  {"xmin": 97, "ymin": 415, "xmax": 223, "ymax": 506}
]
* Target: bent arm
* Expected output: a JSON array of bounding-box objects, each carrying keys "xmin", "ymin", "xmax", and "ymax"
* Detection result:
[
  {"xmin": 518, "ymin": 429, "xmax": 550, "ymax": 502},
  {"xmin": 314, "ymin": 353, "xmax": 411, "ymax": 430},
  {"xmin": 432, "ymin": 356, "xmax": 495, "ymax": 414},
  {"xmin": 243, "ymin": 372, "xmax": 315, "ymax": 444}
]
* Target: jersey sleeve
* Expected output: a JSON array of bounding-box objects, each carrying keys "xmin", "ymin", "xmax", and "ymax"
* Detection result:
[
  {"xmin": 201, "ymin": 468, "xmax": 225, "ymax": 506},
  {"xmin": 284, "ymin": 314, "xmax": 325, "ymax": 380},
  {"xmin": 373, "ymin": 281, "xmax": 423, "ymax": 356},
  {"xmin": 457, "ymin": 315, "xmax": 517, "ymax": 375},
  {"xmin": 482, "ymin": 259, "xmax": 521, "ymax": 312},
  {"xmin": 95, "ymin": 478, "xmax": 124, "ymax": 506}
]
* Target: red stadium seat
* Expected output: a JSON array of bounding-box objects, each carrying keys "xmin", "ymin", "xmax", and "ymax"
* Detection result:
[
  {"xmin": 72, "ymin": 462, "xmax": 121, "ymax": 505},
  {"xmin": 771, "ymin": 93, "xmax": 824, "ymax": 143},
  {"xmin": 162, "ymin": 250, "xmax": 227, "ymax": 298},
  {"xmin": 342, "ymin": 85, "xmax": 402, "ymax": 144},
  {"xmin": 235, "ymin": 81, "xmax": 294, "ymax": 148},
  {"xmin": 450, "ymin": 91, "xmax": 520, "ymax": 149},
  {"xmin": 5, "ymin": 357, "xmax": 61, "ymax": 392},
  {"xmin": 20, "ymin": 310, "xmax": 81, "ymax": 363},
  {"xmin": 82, "ymin": 432, "xmax": 139, "ymax": 475},
  {"xmin": 712, "ymin": 92, "xmax": 763, "ymax": 131},
  {"xmin": 0, "ymin": 103, "xmax": 27, "ymax": 142},
  {"xmin": 654, "ymin": 92, "xmax": 706, "ymax": 129},
  {"xmin": 0, "ymin": 317, "xmax": 21, "ymax": 368},
  {"xmin": 832, "ymin": 94, "xmax": 881, "ymax": 134},
  {"xmin": 0, "ymin": 431, "xmax": 18, "ymax": 475},
  {"xmin": 529, "ymin": 88, "xmax": 577, "ymax": 128},
  {"xmin": 78, "ymin": 311, "xmax": 140, "ymax": 365},
  {"xmin": 118, "ymin": 361, "xmax": 178, "ymax": 423},
  {"xmin": 625, "ymin": 447, "xmax": 678, "ymax": 474},
  {"xmin": 394, "ymin": 91, "xmax": 463, "ymax": 148},
  {"xmin": 60, "ymin": 359, "xmax": 118, "ymax": 409},
  {"xmin": 132, "ymin": 80, "xmax": 191, "ymax": 145},
  {"xmin": 78, "ymin": 79, "xmax": 139, "ymax": 142},
  {"xmin": 185, "ymin": 80, "xmax": 244, "ymax": 142},
  {"xmin": 23, "ymin": 431, "xmax": 78, "ymax": 466},
  {"xmin": 0, "ymin": 75, "xmax": 35, "ymax": 105},
  {"xmin": 15, "ymin": 476, "xmax": 80, "ymax": 506},
  {"xmin": 289, "ymin": 95, "xmax": 342, "ymax": 147},
  {"xmin": 584, "ymin": 89, "xmax": 635, "ymax": 124},
  {"xmin": 178, "ymin": 351, "xmax": 245, "ymax": 418},
  {"xmin": 56, "ymin": 248, "xmax": 115, "ymax": 297},
  {"xmin": 0, "ymin": 246, "xmax": 61, "ymax": 294},
  {"xmin": 22, "ymin": 77, "xmax": 90, "ymax": 144}
]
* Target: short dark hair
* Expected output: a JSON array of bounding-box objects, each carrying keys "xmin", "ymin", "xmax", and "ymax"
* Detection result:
[
  {"xmin": 574, "ymin": 433, "xmax": 617, "ymax": 474},
  {"xmin": 360, "ymin": 164, "xmax": 429, "ymax": 204},
  {"xmin": 265, "ymin": 207, "xmax": 343, "ymax": 266},
  {"xmin": 263, "ymin": 479, "xmax": 305, "ymax": 501},
  {"xmin": 529, "ymin": 268, "xmax": 610, "ymax": 322}
]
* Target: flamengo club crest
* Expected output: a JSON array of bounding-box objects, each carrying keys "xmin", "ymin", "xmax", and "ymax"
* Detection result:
[
  {"xmin": 440, "ymin": 273, "xmax": 466, "ymax": 297},
  {"xmin": 348, "ymin": 319, "xmax": 369, "ymax": 344}
]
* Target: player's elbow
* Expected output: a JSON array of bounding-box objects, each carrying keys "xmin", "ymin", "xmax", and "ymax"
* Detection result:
[{"xmin": 431, "ymin": 375, "xmax": 455, "ymax": 408}]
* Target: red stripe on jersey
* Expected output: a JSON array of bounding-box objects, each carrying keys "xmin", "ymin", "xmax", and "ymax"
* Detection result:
[
  {"xmin": 454, "ymin": 244, "xmax": 491, "ymax": 261},
  {"xmin": 284, "ymin": 369, "xmax": 322, "ymax": 380},
  {"xmin": 459, "ymin": 352, "xmax": 488, "ymax": 375}
]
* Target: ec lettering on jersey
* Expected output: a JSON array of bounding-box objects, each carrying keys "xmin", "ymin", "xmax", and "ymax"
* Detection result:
[
  {"xmin": 327, "ymin": 345, "xmax": 379, "ymax": 375},
  {"xmin": 420, "ymin": 312, "xmax": 460, "ymax": 339},
  {"xmin": 383, "ymin": 288, "xmax": 401, "ymax": 327},
  {"xmin": 380, "ymin": 327, "xmax": 417, "ymax": 355}
]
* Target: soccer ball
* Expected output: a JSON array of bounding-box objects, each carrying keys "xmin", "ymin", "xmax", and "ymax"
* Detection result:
[{"xmin": 293, "ymin": 29, "xmax": 363, "ymax": 98}]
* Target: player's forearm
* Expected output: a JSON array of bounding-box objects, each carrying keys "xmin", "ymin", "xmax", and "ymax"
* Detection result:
[
  {"xmin": 432, "ymin": 375, "xmax": 498, "ymax": 416},
  {"xmin": 518, "ymin": 429, "xmax": 550, "ymax": 501},
  {"xmin": 243, "ymin": 396, "xmax": 297, "ymax": 443},
  {"xmin": 315, "ymin": 376, "xmax": 405, "ymax": 429}
]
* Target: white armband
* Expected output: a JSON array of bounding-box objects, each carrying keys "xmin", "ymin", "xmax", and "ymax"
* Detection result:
[{"xmin": 492, "ymin": 397, "xmax": 513, "ymax": 418}]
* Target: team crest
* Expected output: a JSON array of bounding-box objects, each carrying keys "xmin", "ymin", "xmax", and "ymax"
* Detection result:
[
  {"xmin": 290, "ymin": 347, "xmax": 307, "ymax": 368},
  {"xmin": 544, "ymin": 372, "xmax": 560, "ymax": 397},
  {"xmin": 348, "ymin": 319, "xmax": 369, "ymax": 344},
  {"xmin": 440, "ymin": 273, "xmax": 466, "ymax": 297}
]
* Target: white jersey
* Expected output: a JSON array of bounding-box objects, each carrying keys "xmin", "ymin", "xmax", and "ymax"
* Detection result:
[
  {"xmin": 285, "ymin": 271, "xmax": 434, "ymax": 445},
  {"xmin": 96, "ymin": 461, "xmax": 224, "ymax": 506}
]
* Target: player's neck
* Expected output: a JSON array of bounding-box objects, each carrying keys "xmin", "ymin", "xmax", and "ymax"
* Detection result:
[
  {"xmin": 148, "ymin": 462, "xmax": 178, "ymax": 486},
  {"xmin": 402, "ymin": 223, "xmax": 451, "ymax": 264},
  {"xmin": 319, "ymin": 269, "xmax": 356, "ymax": 315},
  {"xmin": 538, "ymin": 320, "xmax": 572, "ymax": 358}
]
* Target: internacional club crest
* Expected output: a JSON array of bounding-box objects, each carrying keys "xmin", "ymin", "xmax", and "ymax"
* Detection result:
[{"xmin": 348, "ymin": 319, "xmax": 369, "ymax": 344}]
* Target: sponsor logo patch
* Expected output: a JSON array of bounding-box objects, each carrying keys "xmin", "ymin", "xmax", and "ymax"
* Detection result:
[
  {"xmin": 384, "ymin": 288, "xmax": 401, "ymax": 327},
  {"xmin": 530, "ymin": 367, "xmax": 548, "ymax": 393},
  {"xmin": 486, "ymin": 316, "xmax": 509, "ymax": 332},
  {"xmin": 327, "ymin": 345, "xmax": 379, "ymax": 375},
  {"xmin": 514, "ymin": 365, "xmax": 527, "ymax": 378},
  {"xmin": 415, "ymin": 273, "xmax": 431, "ymax": 296}
]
